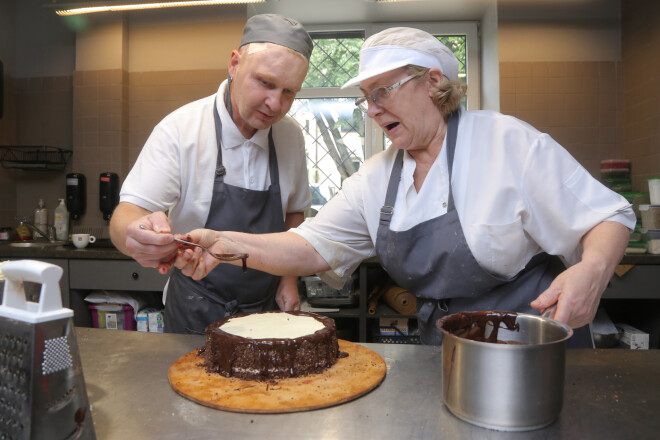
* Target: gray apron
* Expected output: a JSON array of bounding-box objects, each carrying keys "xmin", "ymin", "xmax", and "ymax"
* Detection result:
[
  {"xmin": 165, "ymin": 97, "xmax": 285, "ymax": 334},
  {"xmin": 375, "ymin": 110, "xmax": 591, "ymax": 347}
]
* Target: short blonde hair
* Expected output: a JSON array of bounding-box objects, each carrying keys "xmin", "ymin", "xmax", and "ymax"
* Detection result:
[{"xmin": 406, "ymin": 65, "xmax": 467, "ymax": 118}]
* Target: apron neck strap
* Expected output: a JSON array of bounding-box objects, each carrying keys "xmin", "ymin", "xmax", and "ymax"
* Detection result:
[
  {"xmin": 212, "ymin": 95, "xmax": 278, "ymax": 182},
  {"xmin": 380, "ymin": 109, "xmax": 460, "ymax": 225}
]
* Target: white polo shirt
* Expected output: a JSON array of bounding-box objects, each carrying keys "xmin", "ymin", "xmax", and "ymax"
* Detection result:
[
  {"xmin": 120, "ymin": 80, "xmax": 312, "ymax": 233},
  {"xmin": 292, "ymin": 108, "xmax": 636, "ymax": 288}
]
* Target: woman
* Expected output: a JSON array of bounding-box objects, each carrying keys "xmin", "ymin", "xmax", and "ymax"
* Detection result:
[{"xmin": 172, "ymin": 27, "xmax": 635, "ymax": 346}]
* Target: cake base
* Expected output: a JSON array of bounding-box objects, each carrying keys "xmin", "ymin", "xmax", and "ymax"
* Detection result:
[{"xmin": 168, "ymin": 339, "xmax": 386, "ymax": 413}]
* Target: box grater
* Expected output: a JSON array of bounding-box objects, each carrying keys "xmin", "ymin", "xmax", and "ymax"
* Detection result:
[{"xmin": 0, "ymin": 260, "xmax": 96, "ymax": 440}]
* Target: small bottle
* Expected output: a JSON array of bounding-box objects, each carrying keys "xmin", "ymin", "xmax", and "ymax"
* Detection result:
[
  {"xmin": 54, "ymin": 198, "xmax": 70, "ymax": 241},
  {"xmin": 15, "ymin": 216, "xmax": 32, "ymax": 240},
  {"xmin": 34, "ymin": 198, "xmax": 48, "ymax": 239}
]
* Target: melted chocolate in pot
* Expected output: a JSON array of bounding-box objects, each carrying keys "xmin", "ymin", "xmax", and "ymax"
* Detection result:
[{"xmin": 437, "ymin": 311, "xmax": 522, "ymax": 344}]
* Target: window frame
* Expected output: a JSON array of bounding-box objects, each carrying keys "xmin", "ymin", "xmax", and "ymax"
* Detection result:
[{"xmin": 296, "ymin": 21, "xmax": 481, "ymax": 159}]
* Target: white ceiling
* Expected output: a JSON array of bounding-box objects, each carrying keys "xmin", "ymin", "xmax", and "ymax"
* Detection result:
[
  {"xmin": 250, "ymin": 0, "xmax": 620, "ymax": 25},
  {"xmin": 249, "ymin": 0, "xmax": 496, "ymax": 25}
]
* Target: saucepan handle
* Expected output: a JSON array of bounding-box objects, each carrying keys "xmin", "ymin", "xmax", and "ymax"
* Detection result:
[{"xmin": 541, "ymin": 304, "xmax": 557, "ymax": 319}]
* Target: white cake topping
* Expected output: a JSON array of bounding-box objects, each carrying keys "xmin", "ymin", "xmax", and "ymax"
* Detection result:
[{"xmin": 220, "ymin": 313, "xmax": 324, "ymax": 339}]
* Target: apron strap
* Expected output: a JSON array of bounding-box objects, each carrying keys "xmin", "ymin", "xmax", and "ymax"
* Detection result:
[
  {"xmin": 213, "ymin": 96, "xmax": 276, "ymax": 181},
  {"xmin": 267, "ymin": 128, "xmax": 279, "ymax": 186},
  {"xmin": 213, "ymin": 98, "xmax": 227, "ymax": 178},
  {"xmin": 379, "ymin": 109, "xmax": 461, "ymax": 226},
  {"xmin": 380, "ymin": 149, "xmax": 404, "ymax": 226},
  {"xmin": 444, "ymin": 110, "xmax": 459, "ymax": 211}
]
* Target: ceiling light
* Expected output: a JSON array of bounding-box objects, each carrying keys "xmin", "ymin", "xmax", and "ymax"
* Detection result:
[{"xmin": 49, "ymin": 0, "xmax": 266, "ymax": 16}]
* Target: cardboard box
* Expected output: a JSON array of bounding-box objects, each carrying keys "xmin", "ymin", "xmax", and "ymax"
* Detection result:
[
  {"xmin": 617, "ymin": 323, "xmax": 649, "ymax": 350},
  {"xmin": 136, "ymin": 307, "xmax": 158, "ymax": 332},
  {"xmin": 379, "ymin": 318, "xmax": 409, "ymax": 335},
  {"xmin": 136, "ymin": 311, "xmax": 149, "ymax": 332},
  {"xmin": 148, "ymin": 310, "xmax": 165, "ymax": 333}
]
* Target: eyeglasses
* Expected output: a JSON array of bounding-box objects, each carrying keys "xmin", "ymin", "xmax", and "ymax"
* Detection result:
[{"xmin": 355, "ymin": 75, "xmax": 416, "ymax": 112}]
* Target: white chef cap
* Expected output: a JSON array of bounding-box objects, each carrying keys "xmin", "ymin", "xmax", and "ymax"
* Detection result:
[{"xmin": 342, "ymin": 27, "xmax": 459, "ymax": 89}]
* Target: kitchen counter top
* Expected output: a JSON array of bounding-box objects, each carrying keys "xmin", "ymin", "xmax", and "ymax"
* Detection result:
[
  {"xmin": 0, "ymin": 241, "xmax": 129, "ymax": 259},
  {"xmin": 620, "ymin": 253, "xmax": 660, "ymax": 265},
  {"xmin": 76, "ymin": 328, "xmax": 659, "ymax": 439}
]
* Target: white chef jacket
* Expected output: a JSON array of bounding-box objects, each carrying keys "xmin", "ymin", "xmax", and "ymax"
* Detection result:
[
  {"xmin": 292, "ymin": 108, "xmax": 636, "ymax": 288},
  {"xmin": 120, "ymin": 80, "xmax": 312, "ymax": 234}
]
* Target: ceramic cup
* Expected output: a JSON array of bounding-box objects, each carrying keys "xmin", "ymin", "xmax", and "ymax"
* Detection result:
[{"xmin": 72, "ymin": 233, "xmax": 96, "ymax": 249}]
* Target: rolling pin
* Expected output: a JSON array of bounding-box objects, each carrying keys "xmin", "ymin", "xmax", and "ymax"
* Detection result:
[{"xmin": 383, "ymin": 286, "xmax": 416, "ymax": 315}]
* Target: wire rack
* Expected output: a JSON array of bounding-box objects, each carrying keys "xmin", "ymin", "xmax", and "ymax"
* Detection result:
[{"xmin": 0, "ymin": 146, "xmax": 72, "ymax": 170}]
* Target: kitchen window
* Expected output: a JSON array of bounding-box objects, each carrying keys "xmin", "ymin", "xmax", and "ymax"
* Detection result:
[{"xmin": 288, "ymin": 23, "xmax": 479, "ymax": 213}]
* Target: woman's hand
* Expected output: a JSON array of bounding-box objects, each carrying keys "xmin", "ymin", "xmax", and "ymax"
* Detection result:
[
  {"xmin": 531, "ymin": 221, "xmax": 629, "ymax": 328},
  {"xmin": 173, "ymin": 229, "xmax": 245, "ymax": 280},
  {"xmin": 530, "ymin": 259, "xmax": 609, "ymax": 328}
]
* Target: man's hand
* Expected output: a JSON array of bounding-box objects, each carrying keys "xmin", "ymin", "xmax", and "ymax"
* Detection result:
[
  {"xmin": 110, "ymin": 202, "xmax": 178, "ymax": 274},
  {"xmin": 275, "ymin": 276, "xmax": 301, "ymax": 311}
]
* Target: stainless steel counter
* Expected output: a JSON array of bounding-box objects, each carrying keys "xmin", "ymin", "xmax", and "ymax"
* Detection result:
[{"xmin": 76, "ymin": 328, "xmax": 660, "ymax": 439}]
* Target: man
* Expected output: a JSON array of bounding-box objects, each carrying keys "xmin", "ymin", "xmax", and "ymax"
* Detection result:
[{"xmin": 110, "ymin": 14, "xmax": 313, "ymax": 334}]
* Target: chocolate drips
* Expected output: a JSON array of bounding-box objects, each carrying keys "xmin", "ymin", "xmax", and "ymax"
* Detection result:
[
  {"xmin": 437, "ymin": 311, "xmax": 521, "ymax": 344},
  {"xmin": 201, "ymin": 311, "xmax": 342, "ymax": 381}
]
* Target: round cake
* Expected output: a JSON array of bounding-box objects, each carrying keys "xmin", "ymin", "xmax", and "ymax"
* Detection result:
[{"xmin": 200, "ymin": 310, "xmax": 340, "ymax": 381}]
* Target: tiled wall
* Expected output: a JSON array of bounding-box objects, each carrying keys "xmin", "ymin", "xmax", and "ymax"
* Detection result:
[
  {"xmin": 0, "ymin": 75, "xmax": 18, "ymax": 227},
  {"xmin": 621, "ymin": 0, "xmax": 660, "ymax": 189},
  {"xmin": 0, "ymin": 68, "xmax": 225, "ymax": 234},
  {"xmin": 499, "ymin": 61, "xmax": 623, "ymax": 179},
  {"xmin": 72, "ymin": 68, "xmax": 128, "ymax": 234},
  {"xmin": 0, "ymin": 74, "xmax": 73, "ymax": 228},
  {"xmin": 66, "ymin": 68, "xmax": 225, "ymax": 233},
  {"xmin": 127, "ymin": 69, "xmax": 225, "ymax": 167}
]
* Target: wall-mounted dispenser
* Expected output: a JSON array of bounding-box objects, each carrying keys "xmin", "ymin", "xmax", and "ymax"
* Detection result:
[
  {"xmin": 99, "ymin": 172, "xmax": 119, "ymax": 220},
  {"xmin": 66, "ymin": 173, "xmax": 86, "ymax": 220}
]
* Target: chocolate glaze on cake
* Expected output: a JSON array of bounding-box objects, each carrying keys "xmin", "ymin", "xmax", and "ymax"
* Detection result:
[{"xmin": 201, "ymin": 311, "xmax": 340, "ymax": 381}]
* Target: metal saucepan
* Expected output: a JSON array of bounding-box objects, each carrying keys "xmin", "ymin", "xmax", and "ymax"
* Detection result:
[{"xmin": 437, "ymin": 311, "xmax": 573, "ymax": 431}]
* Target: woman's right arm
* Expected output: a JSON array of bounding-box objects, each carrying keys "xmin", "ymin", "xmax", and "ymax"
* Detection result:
[{"xmin": 173, "ymin": 229, "xmax": 331, "ymax": 280}]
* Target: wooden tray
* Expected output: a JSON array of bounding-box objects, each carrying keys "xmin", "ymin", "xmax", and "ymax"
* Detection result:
[{"xmin": 168, "ymin": 339, "xmax": 386, "ymax": 413}]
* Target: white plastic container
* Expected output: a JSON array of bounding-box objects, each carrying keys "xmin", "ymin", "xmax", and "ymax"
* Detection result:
[
  {"xmin": 34, "ymin": 198, "xmax": 48, "ymax": 239},
  {"xmin": 649, "ymin": 177, "xmax": 660, "ymax": 205},
  {"xmin": 643, "ymin": 229, "xmax": 660, "ymax": 255},
  {"xmin": 639, "ymin": 205, "xmax": 660, "ymax": 230},
  {"xmin": 53, "ymin": 198, "xmax": 69, "ymax": 241}
]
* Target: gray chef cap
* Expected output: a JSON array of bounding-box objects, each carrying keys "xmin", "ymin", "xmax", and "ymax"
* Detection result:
[{"xmin": 240, "ymin": 14, "xmax": 313, "ymax": 60}]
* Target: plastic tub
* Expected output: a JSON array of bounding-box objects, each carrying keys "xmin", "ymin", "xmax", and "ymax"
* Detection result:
[
  {"xmin": 600, "ymin": 159, "xmax": 630, "ymax": 170},
  {"xmin": 648, "ymin": 177, "xmax": 660, "ymax": 205},
  {"xmin": 640, "ymin": 205, "xmax": 660, "ymax": 230},
  {"xmin": 643, "ymin": 229, "xmax": 660, "ymax": 255},
  {"xmin": 89, "ymin": 304, "xmax": 135, "ymax": 330}
]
